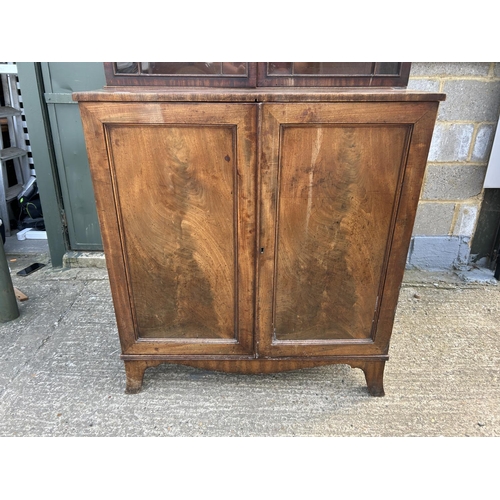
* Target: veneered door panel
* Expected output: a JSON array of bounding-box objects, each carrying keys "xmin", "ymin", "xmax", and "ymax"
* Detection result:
[
  {"xmin": 79, "ymin": 102, "xmax": 257, "ymax": 355},
  {"xmin": 257, "ymin": 102, "xmax": 438, "ymax": 357},
  {"xmin": 275, "ymin": 124, "xmax": 408, "ymax": 340},
  {"xmin": 108, "ymin": 124, "xmax": 237, "ymax": 340}
]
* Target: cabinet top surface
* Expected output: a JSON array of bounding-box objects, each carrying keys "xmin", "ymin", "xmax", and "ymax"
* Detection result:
[{"xmin": 73, "ymin": 87, "xmax": 446, "ymax": 103}]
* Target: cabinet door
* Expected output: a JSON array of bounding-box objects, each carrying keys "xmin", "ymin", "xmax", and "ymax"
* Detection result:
[
  {"xmin": 79, "ymin": 102, "xmax": 257, "ymax": 356},
  {"xmin": 257, "ymin": 102, "xmax": 438, "ymax": 357}
]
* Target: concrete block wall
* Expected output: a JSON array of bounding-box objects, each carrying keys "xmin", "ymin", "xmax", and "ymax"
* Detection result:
[{"xmin": 406, "ymin": 62, "xmax": 500, "ymax": 270}]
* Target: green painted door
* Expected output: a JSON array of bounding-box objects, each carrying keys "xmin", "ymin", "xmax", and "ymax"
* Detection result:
[{"xmin": 41, "ymin": 62, "xmax": 105, "ymax": 251}]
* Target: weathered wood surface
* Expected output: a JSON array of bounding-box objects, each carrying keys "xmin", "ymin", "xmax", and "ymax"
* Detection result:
[{"xmin": 74, "ymin": 87, "xmax": 446, "ymax": 103}]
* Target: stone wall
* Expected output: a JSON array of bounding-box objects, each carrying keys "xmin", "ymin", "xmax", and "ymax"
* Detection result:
[{"xmin": 406, "ymin": 62, "xmax": 500, "ymax": 270}]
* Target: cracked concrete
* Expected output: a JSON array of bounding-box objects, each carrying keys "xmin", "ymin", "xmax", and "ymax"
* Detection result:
[{"xmin": 1, "ymin": 251, "xmax": 499, "ymax": 437}]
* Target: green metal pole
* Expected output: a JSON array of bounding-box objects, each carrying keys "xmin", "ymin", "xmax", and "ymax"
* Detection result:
[{"xmin": 0, "ymin": 234, "xmax": 19, "ymax": 323}]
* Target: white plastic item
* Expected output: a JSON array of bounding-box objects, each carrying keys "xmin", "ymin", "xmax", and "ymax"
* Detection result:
[
  {"xmin": 16, "ymin": 228, "xmax": 32, "ymax": 240},
  {"xmin": 25, "ymin": 230, "xmax": 47, "ymax": 240}
]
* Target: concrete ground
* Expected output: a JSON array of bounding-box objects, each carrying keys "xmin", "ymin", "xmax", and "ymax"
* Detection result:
[{"xmin": 1, "ymin": 237, "xmax": 499, "ymax": 437}]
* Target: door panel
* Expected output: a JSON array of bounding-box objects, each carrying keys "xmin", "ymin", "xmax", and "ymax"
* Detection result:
[
  {"xmin": 41, "ymin": 62, "xmax": 106, "ymax": 250},
  {"xmin": 79, "ymin": 102, "xmax": 257, "ymax": 355},
  {"xmin": 275, "ymin": 124, "xmax": 408, "ymax": 340},
  {"xmin": 108, "ymin": 124, "xmax": 237, "ymax": 340},
  {"xmin": 257, "ymin": 102, "xmax": 437, "ymax": 357},
  {"xmin": 47, "ymin": 101, "xmax": 103, "ymax": 248}
]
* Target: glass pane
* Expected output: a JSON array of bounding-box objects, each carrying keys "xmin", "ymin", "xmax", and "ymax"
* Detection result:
[
  {"xmin": 222, "ymin": 62, "xmax": 247, "ymax": 75},
  {"xmin": 375, "ymin": 62, "xmax": 401, "ymax": 75},
  {"xmin": 292, "ymin": 62, "xmax": 374, "ymax": 75},
  {"xmin": 135, "ymin": 63, "xmax": 248, "ymax": 76},
  {"xmin": 268, "ymin": 62, "xmax": 292, "ymax": 75},
  {"xmin": 141, "ymin": 62, "xmax": 222, "ymax": 75},
  {"xmin": 115, "ymin": 62, "xmax": 138, "ymax": 74}
]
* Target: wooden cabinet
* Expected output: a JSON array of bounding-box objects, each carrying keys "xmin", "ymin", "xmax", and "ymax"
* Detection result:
[{"xmin": 75, "ymin": 88, "xmax": 444, "ymax": 395}]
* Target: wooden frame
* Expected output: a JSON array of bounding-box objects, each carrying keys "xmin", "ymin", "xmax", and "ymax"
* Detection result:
[
  {"xmin": 257, "ymin": 62, "xmax": 411, "ymax": 88},
  {"xmin": 104, "ymin": 62, "xmax": 258, "ymax": 88},
  {"xmin": 103, "ymin": 62, "xmax": 411, "ymax": 88}
]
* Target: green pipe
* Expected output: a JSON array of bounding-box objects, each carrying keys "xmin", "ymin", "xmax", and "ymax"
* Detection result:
[{"xmin": 0, "ymin": 235, "xmax": 19, "ymax": 323}]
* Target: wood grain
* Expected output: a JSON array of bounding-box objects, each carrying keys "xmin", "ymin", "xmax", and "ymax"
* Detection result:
[
  {"xmin": 74, "ymin": 87, "xmax": 446, "ymax": 104},
  {"xmin": 372, "ymin": 102, "xmax": 441, "ymax": 351},
  {"xmin": 257, "ymin": 102, "xmax": 439, "ymax": 358},
  {"xmin": 78, "ymin": 102, "xmax": 257, "ymax": 355},
  {"xmin": 274, "ymin": 124, "xmax": 409, "ymax": 340},
  {"xmin": 108, "ymin": 124, "xmax": 236, "ymax": 339}
]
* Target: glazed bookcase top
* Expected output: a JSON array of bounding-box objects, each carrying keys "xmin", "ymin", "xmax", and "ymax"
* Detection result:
[{"xmin": 103, "ymin": 62, "xmax": 412, "ymax": 88}]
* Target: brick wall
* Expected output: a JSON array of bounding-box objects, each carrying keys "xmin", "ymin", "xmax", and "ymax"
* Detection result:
[{"xmin": 406, "ymin": 62, "xmax": 500, "ymax": 270}]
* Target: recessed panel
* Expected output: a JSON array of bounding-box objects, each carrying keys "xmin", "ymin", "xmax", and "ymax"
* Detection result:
[
  {"xmin": 274, "ymin": 124, "xmax": 409, "ymax": 340},
  {"xmin": 107, "ymin": 124, "xmax": 236, "ymax": 339}
]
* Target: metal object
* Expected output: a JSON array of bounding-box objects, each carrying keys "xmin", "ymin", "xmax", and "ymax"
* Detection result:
[{"xmin": 0, "ymin": 228, "xmax": 20, "ymax": 323}]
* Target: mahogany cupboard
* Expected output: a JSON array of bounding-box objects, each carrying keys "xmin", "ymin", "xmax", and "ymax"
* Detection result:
[{"xmin": 74, "ymin": 67, "xmax": 444, "ymax": 396}]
